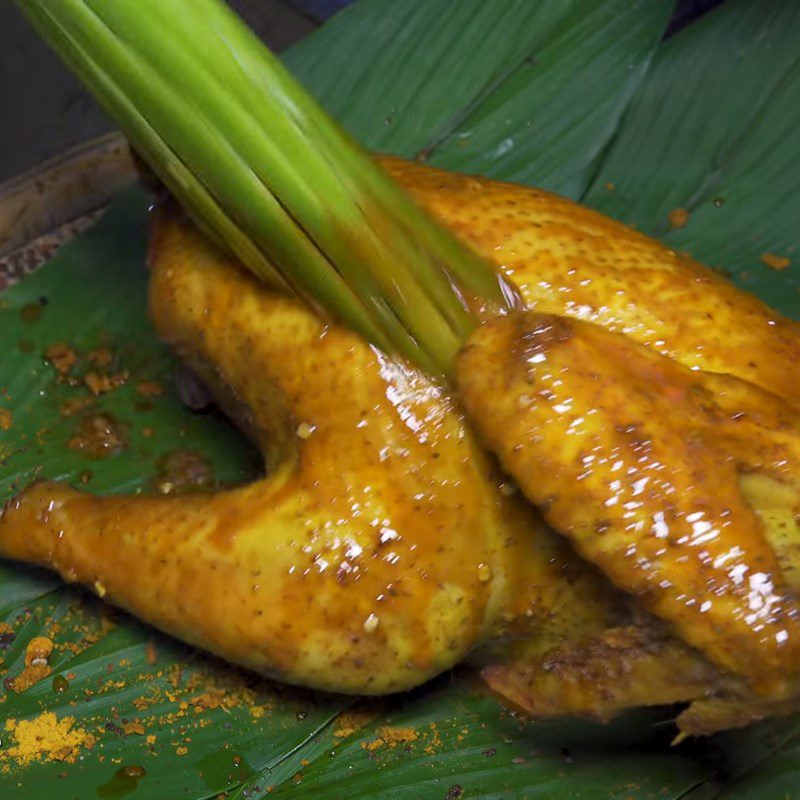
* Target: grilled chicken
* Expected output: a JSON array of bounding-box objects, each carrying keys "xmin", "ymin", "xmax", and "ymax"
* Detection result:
[
  {"xmin": 1, "ymin": 157, "xmax": 797, "ymax": 734},
  {"xmin": 0, "ymin": 207, "xmax": 624, "ymax": 695}
]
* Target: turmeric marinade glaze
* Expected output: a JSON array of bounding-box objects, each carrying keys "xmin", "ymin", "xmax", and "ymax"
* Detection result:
[{"xmin": 1, "ymin": 158, "xmax": 798, "ymax": 736}]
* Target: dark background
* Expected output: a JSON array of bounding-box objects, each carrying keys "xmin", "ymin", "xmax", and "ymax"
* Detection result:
[{"xmin": 0, "ymin": 0, "xmax": 722, "ymax": 184}]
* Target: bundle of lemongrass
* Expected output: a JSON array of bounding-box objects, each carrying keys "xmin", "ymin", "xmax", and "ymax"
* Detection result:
[{"xmin": 19, "ymin": 0, "xmax": 516, "ymax": 378}]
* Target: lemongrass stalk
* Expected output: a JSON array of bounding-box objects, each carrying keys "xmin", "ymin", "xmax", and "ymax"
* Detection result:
[
  {"xmin": 19, "ymin": 0, "xmax": 393, "ymax": 356},
  {"xmin": 18, "ymin": 0, "xmax": 517, "ymax": 376}
]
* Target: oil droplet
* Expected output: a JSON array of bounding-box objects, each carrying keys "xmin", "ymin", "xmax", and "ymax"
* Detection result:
[
  {"xmin": 96, "ymin": 765, "xmax": 146, "ymax": 798},
  {"xmin": 52, "ymin": 674, "xmax": 70, "ymax": 693},
  {"xmin": 713, "ymin": 197, "xmax": 725, "ymax": 208},
  {"xmin": 296, "ymin": 422, "xmax": 316, "ymax": 440},
  {"xmin": 363, "ymin": 613, "xmax": 379, "ymax": 634}
]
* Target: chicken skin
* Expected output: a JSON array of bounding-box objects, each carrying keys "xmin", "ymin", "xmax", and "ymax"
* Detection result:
[
  {"xmin": 459, "ymin": 313, "xmax": 800, "ymax": 725},
  {"xmin": 0, "ymin": 207, "xmax": 623, "ymax": 695},
  {"xmin": 0, "ymin": 157, "xmax": 797, "ymax": 734},
  {"xmin": 379, "ymin": 157, "xmax": 798, "ymax": 407}
]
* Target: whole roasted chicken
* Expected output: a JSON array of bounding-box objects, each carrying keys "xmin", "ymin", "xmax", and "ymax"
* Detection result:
[{"xmin": 1, "ymin": 157, "xmax": 798, "ymax": 737}]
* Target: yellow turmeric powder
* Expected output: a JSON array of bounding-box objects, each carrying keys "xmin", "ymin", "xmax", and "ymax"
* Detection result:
[{"xmin": 3, "ymin": 713, "xmax": 96, "ymax": 766}]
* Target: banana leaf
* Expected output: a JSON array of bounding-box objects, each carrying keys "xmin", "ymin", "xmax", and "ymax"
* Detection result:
[
  {"xmin": 1, "ymin": 0, "xmax": 798, "ymax": 797},
  {"xmin": 584, "ymin": 0, "xmax": 800, "ymax": 316}
]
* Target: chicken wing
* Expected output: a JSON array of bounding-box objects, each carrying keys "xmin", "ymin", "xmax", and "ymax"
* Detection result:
[{"xmin": 458, "ymin": 312, "xmax": 800, "ymax": 700}]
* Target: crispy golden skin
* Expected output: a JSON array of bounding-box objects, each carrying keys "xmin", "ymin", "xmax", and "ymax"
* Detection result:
[
  {"xmin": 458, "ymin": 312, "xmax": 800, "ymax": 701},
  {"xmin": 380, "ymin": 157, "xmax": 799, "ymax": 407},
  {"xmin": 1, "ymin": 158, "xmax": 798, "ymax": 732},
  {"xmin": 0, "ymin": 210, "xmax": 624, "ymax": 694}
]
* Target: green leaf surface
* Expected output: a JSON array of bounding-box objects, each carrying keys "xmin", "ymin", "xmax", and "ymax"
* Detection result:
[
  {"xmin": 0, "ymin": 590, "xmax": 346, "ymax": 800},
  {"xmin": 2, "ymin": 0, "xmax": 799, "ymax": 797},
  {"xmin": 717, "ymin": 740, "xmax": 800, "ymax": 800},
  {"xmin": 0, "ymin": 193, "xmax": 348, "ymax": 798},
  {"xmin": 285, "ymin": 0, "xmax": 673, "ymax": 197},
  {"xmin": 265, "ymin": 682, "xmax": 712, "ymax": 800},
  {"xmin": 0, "ymin": 194, "xmax": 259, "ymax": 503},
  {"xmin": 585, "ymin": 0, "xmax": 800, "ymax": 316}
]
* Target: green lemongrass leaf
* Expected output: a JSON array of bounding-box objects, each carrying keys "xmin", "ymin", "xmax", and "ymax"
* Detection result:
[
  {"xmin": 584, "ymin": 0, "xmax": 800, "ymax": 317},
  {"xmin": 96, "ymin": 0, "xmax": 495, "ymax": 339},
  {"xmin": 285, "ymin": 0, "xmax": 674, "ymax": 198},
  {"xmin": 17, "ymin": 0, "xmax": 291, "ymax": 297},
  {"xmin": 19, "ymin": 0, "xmax": 391, "ymax": 359},
  {"xmin": 19, "ymin": 0, "xmax": 519, "ymax": 377}
]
